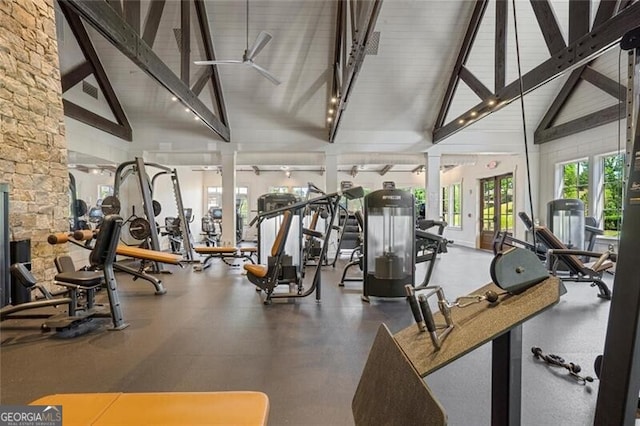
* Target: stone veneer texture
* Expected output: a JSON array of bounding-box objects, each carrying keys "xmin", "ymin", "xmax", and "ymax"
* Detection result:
[{"xmin": 0, "ymin": 0, "xmax": 69, "ymax": 287}]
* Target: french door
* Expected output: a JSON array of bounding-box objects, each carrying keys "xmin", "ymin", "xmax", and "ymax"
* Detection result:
[{"xmin": 479, "ymin": 173, "xmax": 514, "ymax": 250}]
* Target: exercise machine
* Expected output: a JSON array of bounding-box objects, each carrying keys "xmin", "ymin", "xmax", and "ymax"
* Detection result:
[
  {"xmin": 255, "ymin": 193, "xmax": 302, "ymax": 287},
  {"xmin": 245, "ymin": 186, "xmax": 364, "ymax": 304},
  {"xmin": 362, "ymin": 187, "xmax": 415, "ymax": 302},
  {"xmin": 108, "ymin": 157, "xmax": 195, "ymax": 267},
  {"xmin": 2, "ymin": 215, "xmax": 128, "ymax": 335}
]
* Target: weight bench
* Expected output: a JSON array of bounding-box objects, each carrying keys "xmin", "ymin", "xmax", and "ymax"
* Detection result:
[
  {"xmin": 493, "ymin": 217, "xmax": 615, "ymax": 299},
  {"xmin": 113, "ymin": 245, "xmax": 183, "ymax": 294},
  {"xmin": 535, "ymin": 226, "xmax": 615, "ymax": 300},
  {"xmin": 30, "ymin": 391, "xmax": 269, "ymax": 425},
  {"xmin": 49, "ymin": 230, "xmax": 182, "ymax": 295},
  {"xmin": 194, "ymin": 246, "xmax": 257, "ymax": 270}
]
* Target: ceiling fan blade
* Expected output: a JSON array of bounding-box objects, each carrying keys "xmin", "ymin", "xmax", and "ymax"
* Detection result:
[
  {"xmin": 249, "ymin": 62, "xmax": 282, "ymax": 85},
  {"xmin": 245, "ymin": 31, "xmax": 273, "ymax": 62},
  {"xmin": 194, "ymin": 60, "xmax": 243, "ymax": 65}
]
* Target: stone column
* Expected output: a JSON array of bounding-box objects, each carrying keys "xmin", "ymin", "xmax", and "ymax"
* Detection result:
[{"xmin": 1, "ymin": 0, "xmax": 69, "ymax": 287}]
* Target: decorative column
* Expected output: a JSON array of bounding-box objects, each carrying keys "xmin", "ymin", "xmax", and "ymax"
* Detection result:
[
  {"xmin": 425, "ymin": 153, "xmax": 441, "ymax": 220},
  {"xmin": 325, "ymin": 153, "xmax": 338, "ymax": 193},
  {"xmin": 220, "ymin": 151, "xmax": 236, "ymax": 246}
]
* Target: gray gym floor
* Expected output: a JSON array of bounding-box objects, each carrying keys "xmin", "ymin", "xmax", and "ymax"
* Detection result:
[{"xmin": 0, "ymin": 246, "xmax": 614, "ymax": 425}]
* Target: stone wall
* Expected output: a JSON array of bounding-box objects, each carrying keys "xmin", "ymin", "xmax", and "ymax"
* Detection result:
[{"xmin": 0, "ymin": 0, "xmax": 69, "ymax": 286}]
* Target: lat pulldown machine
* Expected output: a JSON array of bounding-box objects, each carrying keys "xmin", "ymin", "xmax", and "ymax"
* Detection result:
[{"xmin": 245, "ymin": 186, "xmax": 364, "ymax": 304}]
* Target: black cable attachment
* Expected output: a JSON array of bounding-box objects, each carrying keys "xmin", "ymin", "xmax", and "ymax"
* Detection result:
[{"xmin": 532, "ymin": 347, "xmax": 594, "ymax": 385}]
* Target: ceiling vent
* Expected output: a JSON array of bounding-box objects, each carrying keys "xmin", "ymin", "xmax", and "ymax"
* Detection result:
[
  {"xmin": 82, "ymin": 80, "xmax": 98, "ymax": 99},
  {"xmin": 365, "ymin": 32, "xmax": 380, "ymax": 55},
  {"xmin": 173, "ymin": 28, "xmax": 182, "ymax": 53}
]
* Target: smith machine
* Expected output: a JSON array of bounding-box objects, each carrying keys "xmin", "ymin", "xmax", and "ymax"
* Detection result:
[{"xmin": 101, "ymin": 158, "xmax": 196, "ymax": 272}]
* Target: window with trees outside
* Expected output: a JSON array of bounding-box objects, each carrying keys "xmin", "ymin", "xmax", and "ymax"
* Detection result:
[
  {"xmin": 207, "ymin": 186, "xmax": 249, "ymax": 221},
  {"xmin": 207, "ymin": 186, "xmax": 222, "ymax": 211},
  {"xmin": 236, "ymin": 187, "xmax": 249, "ymax": 223},
  {"xmin": 561, "ymin": 160, "xmax": 589, "ymax": 215},
  {"xmin": 269, "ymin": 186, "xmax": 289, "ymax": 193},
  {"xmin": 441, "ymin": 186, "xmax": 449, "ymax": 222},
  {"xmin": 602, "ymin": 153, "xmax": 624, "ymax": 236},
  {"xmin": 440, "ymin": 183, "xmax": 461, "ymax": 227},
  {"xmin": 291, "ymin": 186, "xmax": 308, "ymax": 199}
]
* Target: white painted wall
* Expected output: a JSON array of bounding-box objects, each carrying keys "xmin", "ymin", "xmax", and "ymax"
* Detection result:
[{"xmin": 440, "ymin": 154, "xmax": 527, "ymax": 248}]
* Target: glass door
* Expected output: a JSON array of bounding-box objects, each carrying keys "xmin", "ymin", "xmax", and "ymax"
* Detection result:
[{"xmin": 479, "ymin": 173, "xmax": 513, "ymax": 250}]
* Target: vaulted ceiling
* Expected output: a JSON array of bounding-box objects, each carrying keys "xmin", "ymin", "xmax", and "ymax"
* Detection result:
[{"xmin": 57, "ymin": 0, "xmax": 637, "ymax": 167}]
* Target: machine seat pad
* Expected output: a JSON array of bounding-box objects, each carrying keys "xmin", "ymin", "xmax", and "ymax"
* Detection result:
[
  {"xmin": 244, "ymin": 264, "xmax": 268, "ymax": 278},
  {"xmin": 195, "ymin": 246, "xmax": 239, "ymax": 254},
  {"xmin": 55, "ymin": 271, "xmax": 103, "ymax": 287},
  {"xmin": 30, "ymin": 391, "xmax": 270, "ymax": 426},
  {"xmin": 584, "ymin": 259, "xmax": 614, "ymax": 273},
  {"xmin": 240, "ymin": 247, "xmax": 257, "ymax": 253},
  {"xmin": 116, "ymin": 245, "xmax": 182, "ymax": 264}
]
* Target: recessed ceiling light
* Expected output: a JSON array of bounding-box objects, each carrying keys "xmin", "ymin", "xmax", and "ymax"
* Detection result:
[
  {"xmin": 331, "ymin": 97, "xmax": 337, "ymax": 104},
  {"xmin": 328, "ymin": 109, "xmax": 334, "ymax": 114},
  {"xmin": 327, "ymin": 117, "xmax": 333, "ymax": 122},
  {"xmin": 185, "ymin": 108, "xmax": 190, "ymax": 112},
  {"xmin": 470, "ymin": 111, "xmax": 477, "ymax": 117},
  {"xmin": 194, "ymin": 116, "xmax": 200, "ymax": 120},
  {"xmin": 458, "ymin": 119, "xmax": 464, "ymax": 124},
  {"xmin": 171, "ymin": 96, "xmax": 178, "ymax": 101},
  {"xmin": 488, "ymin": 99, "xmax": 496, "ymax": 106}
]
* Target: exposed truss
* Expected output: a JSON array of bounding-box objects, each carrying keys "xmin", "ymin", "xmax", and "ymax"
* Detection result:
[
  {"xmin": 534, "ymin": 63, "xmax": 626, "ymax": 144},
  {"xmin": 58, "ymin": 2, "xmax": 132, "ymax": 141},
  {"xmin": 432, "ymin": 0, "xmax": 640, "ymax": 143},
  {"xmin": 60, "ymin": 0, "xmax": 230, "ymax": 142},
  {"xmin": 329, "ymin": 0, "xmax": 383, "ymax": 143}
]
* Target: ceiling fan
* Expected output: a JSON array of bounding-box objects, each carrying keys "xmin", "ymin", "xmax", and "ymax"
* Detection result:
[{"xmin": 194, "ymin": 0, "xmax": 281, "ymax": 85}]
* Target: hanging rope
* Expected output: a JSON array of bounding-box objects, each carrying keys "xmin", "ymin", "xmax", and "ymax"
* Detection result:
[
  {"xmin": 246, "ymin": 0, "xmax": 249, "ymax": 53},
  {"xmin": 511, "ymin": 0, "xmax": 537, "ymax": 249}
]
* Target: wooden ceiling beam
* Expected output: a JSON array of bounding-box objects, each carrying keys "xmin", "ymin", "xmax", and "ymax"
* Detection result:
[
  {"xmin": 142, "ymin": 0, "xmax": 165, "ymax": 48},
  {"xmin": 60, "ymin": 0, "xmax": 230, "ymax": 141},
  {"xmin": 433, "ymin": 2, "xmax": 640, "ymax": 143},
  {"xmin": 329, "ymin": 0, "xmax": 383, "ymax": 143},
  {"xmin": 434, "ymin": 0, "xmax": 489, "ymax": 129},
  {"xmin": 194, "ymin": 0, "xmax": 229, "ymax": 126},
  {"xmin": 530, "ymin": 0, "xmax": 566, "ymax": 55},
  {"xmin": 58, "ymin": 2, "xmax": 132, "ymax": 141}
]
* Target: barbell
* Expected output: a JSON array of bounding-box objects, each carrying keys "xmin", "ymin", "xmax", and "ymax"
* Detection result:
[{"xmin": 101, "ymin": 196, "xmax": 162, "ymax": 218}]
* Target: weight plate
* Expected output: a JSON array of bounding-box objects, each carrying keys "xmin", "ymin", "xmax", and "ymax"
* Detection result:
[
  {"xmin": 129, "ymin": 217, "xmax": 151, "ymax": 240},
  {"xmin": 152, "ymin": 200, "xmax": 161, "ymax": 217},
  {"xmin": 490, "ymin": 247, "xmax": 549, "ymax": 293},
  {"xmin": 102, "ymin": 196, "xmax": 121, "ymax": 215}
]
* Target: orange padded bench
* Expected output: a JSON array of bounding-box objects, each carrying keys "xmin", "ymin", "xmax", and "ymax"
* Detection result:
[
  {"xmin": 194, "ymin": 246, "xmax": 257, "ymax": 270},
  {"xmin": 30, "ymin": 392, "xmax": 269, "ymax": 425},
  {"xmin": 116, "ymin": 245, "xmax": 182, "ymax": 265}
]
